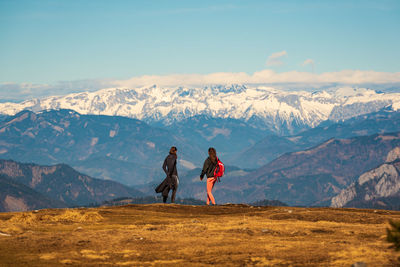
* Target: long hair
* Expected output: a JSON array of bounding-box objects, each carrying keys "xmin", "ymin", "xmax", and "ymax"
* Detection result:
[
  {"xmin": 208, "ymin": 147, "xmax": 217, "ymax": 163},
  {"xmin": 169, "ymin": 146, "xmax": 177, "ymax": 155}
]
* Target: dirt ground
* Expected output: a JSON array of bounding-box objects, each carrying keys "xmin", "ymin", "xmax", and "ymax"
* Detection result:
[{"xmin": 0, "ymin": 204, "xmax": 399, "ymax": 266}]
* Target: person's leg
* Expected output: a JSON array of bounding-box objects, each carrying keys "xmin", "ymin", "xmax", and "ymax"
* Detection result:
[
  {"xmin": 206, "ymin": 178, "xmax": 211, "ymax": 205},
  {"xmin": 162, "ymin": 185, "xmax": 170, "ymax": 203},
  {"xmin": 207, "ymin": 177, "xmax": 216, "ymax": 205},
  {"xmin": 211, "ymin": 178, "xmax": 216, "ymax": 205},
  {"xmin": 170, "ymin": 175, "xmax": 178, "ymax": 203},
  {"xmin": 171, "ymin": 187, "xmax": 177, "ymax": 203}
]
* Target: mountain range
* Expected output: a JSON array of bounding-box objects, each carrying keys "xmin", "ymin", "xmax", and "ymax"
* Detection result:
[
  {"xmin": 1, "ymin": 85, "xmax": 400, "ymax": 210},
  {"xmin": 245, "ymin": 132, "xmax": 400, "ymax": 206},
  {"xmin": 2, "ymin": 124, "xmax": 400, "ymax": 210},
  {"xmin": 0, "ymin": 159, "xmax": 143, "ymax": 212},
  {"xmin": 234, "ymin": 109, "xmax": 400, "ymax": 168},
  {"xmin": 0, "ymin": 109, "xmax": 204, "ymax": 185},
  {"xmin": 1, "ymin": 85, "xmax": 400, "ymax": 135},
  {"xmin": 137, "ymin": 132, "xmax": 400, "ymax": 207},
  {"xmin": 164, "ymin": 115, "xmax": 269, "ymax": 159},
  {"xmin": 2, "ymin": 108, "xmax": 400, "ymax": 185}
]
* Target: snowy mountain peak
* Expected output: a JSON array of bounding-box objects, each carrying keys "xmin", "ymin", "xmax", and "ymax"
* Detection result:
[
  {"xmin": 0, "ymin": 85, "xmax": 399, "ymax": 135},
  {"xmin": 332, "ymin": 87, "xmax": 378, "ymax": 98}
]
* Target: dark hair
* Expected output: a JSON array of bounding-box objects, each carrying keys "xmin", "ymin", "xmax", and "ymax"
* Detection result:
[
  {"xmin": 208, "ymin": 147, "xmax": 217, "ymax": 163},
  {"xmin": 169, "ymin": 146, "xmax": 177, "ymax": 155}
]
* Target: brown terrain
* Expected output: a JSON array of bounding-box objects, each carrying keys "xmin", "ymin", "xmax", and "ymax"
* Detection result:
[{"xmin": 0, "ymin": 204, "xmax": 399, "ymax": 266}]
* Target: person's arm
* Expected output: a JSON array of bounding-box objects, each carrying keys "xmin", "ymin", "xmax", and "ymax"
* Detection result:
[
  {"xmin": 200, "ymin": 158, "xmax": 209, "ymax": 180},
  {"xmin": 162, "ymin": 157, "xmax": 169, "ymax": 176},
  {"xmin": 173, "ymin": 158, "xmax": 177, "ymax": 175}
]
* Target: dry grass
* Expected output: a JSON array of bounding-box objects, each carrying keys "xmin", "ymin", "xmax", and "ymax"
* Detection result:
[
  {"xmin": 42, "ymin": 210, "xmax": 104, "ymax": 223},
  {"xmin": 0, "ymin": 204, "xmax": 399, "ymax": 266},
  {"xmin": 6, "ymin": 209, "xmax": 103, "ymax": 225}
]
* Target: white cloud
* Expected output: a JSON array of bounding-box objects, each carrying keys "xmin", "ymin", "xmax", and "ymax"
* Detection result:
[
  {"xmin": 114, "ymin": 69, "xmax": 400, "ymax": 88},
  {"xmin": 266, "ymin": 50, "xmax": 288, "ymax": 66},
  {"xmin": 0, "ymin": 79, "xmax": 112, "ymax": 102},
  {"xmin": 2, "ymin": 70, "xmax": 400, "ymax": 101}
]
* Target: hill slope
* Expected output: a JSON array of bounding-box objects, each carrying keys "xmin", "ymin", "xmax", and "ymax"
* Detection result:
[
  {"xmin": 0, "ymin": 174, "xmax": 66, "ymax": 212},
  {"xmin": 331, "ymin": 148, "xmax": 400, "ymax": 210},
  {"xmin": 0, "ymin": 159, "xmax": 143, "ymax": 207},
  {"xmin": 241, "ymin": 132, "xmax": 400, "ymax": 206}
]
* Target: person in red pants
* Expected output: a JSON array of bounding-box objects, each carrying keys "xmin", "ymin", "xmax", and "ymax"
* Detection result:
[{"xmin": 200, "ymin": 147, "xmax": 218, "ymax": 205}]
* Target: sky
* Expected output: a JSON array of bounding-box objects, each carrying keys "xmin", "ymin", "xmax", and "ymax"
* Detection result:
[{"xmin": 0, "ymin": 0, "xmax": 399, "ymax": 101}]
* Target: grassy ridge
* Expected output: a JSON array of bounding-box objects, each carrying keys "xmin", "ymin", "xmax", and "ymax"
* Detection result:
[{"xmin": 0, "ymin": 205, "xmax": 399, "ymax": 266}]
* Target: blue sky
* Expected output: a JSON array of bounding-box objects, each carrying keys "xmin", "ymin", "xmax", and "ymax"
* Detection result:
[{"xmin": 0, "ymin": 0, "xmax": 399, "ymax": 99}]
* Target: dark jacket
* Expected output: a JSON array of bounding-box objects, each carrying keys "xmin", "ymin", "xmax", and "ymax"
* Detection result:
[
  {"xmin": 155, "ymin": 154, "xmax": 178, "ymax": 196},
  {"xmin": 162, "ymin": 154, "xmax": 177, "ymax": 177},
  {"xmin": 200, "ymin": 157, "xmax": 217, "ymax": 179}
]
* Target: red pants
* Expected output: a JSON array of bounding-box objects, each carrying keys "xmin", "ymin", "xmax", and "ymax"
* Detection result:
[{"xmin": 206, "ymin": 177, "xmax": 217, "ymax": 205}]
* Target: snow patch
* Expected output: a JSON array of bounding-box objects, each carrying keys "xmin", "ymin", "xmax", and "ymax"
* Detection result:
[
  {"xmin": 90, "ymin": 137, "xmax": 98, "ymax": 146},
  {"xmin": 109, "ymin": 130, "xmax": 117, "ymax": 138},
  {"xmin": 392, "ymin": 101, "xmax": 400, "ymax": 111}
]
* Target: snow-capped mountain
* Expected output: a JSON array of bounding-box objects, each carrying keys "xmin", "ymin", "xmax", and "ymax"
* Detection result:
[{"xmin": 0, "ymin": 84, "xmax": 399, "ymax": 134}]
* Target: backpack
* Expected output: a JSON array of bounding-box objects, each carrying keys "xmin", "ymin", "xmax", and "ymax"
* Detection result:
[{"xmin": 214, "ymin": 157, "xmax": 225, "ymax": 182}]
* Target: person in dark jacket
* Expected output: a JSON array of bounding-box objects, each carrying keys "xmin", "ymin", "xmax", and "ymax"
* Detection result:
[
  {"xmin": 200, "ymin": 147, "xmax": 218, "ymax": 205},
  {"xmin": 155, "ymin": 146, "xmax": 179, "ymax": 203}
]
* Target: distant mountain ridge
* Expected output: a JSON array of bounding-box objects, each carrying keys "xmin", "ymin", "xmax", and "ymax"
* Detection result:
[
  {"xmin": 165, "ymin": 115, "xmax": 270, "ymax": 159},
  {"xmin": 0, "ymin": 159, "xmax": 143, "ymax": 211},
  {"xmin": 1, "ymin": 85, "xmax": 399, "ymax": 135},
  {"xmin": 0, "ymin": 174, "xmax": 66, "ymax": 212},
  {"xmin": 234, "ymin": 110, "xmax": 400, "ymax": 168}
]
